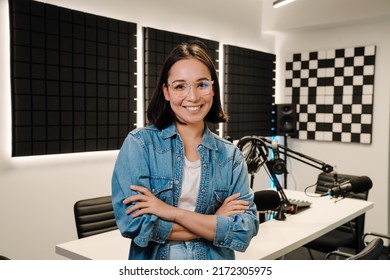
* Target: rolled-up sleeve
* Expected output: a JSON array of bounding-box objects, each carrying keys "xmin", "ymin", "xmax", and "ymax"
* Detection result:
[{"xmin": 213, "ymin": 150, "xmax": 259, "ymax": 252}]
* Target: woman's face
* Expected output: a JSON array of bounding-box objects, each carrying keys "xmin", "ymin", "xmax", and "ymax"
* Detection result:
[{"xmin": 163, "ymin": 58, "xmax": 214, "ymax": 127}]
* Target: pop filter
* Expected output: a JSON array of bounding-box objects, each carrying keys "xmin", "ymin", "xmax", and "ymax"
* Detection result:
[{"xmin": 254, "ymin": 190, "xmax": 281, "ymax": 211}]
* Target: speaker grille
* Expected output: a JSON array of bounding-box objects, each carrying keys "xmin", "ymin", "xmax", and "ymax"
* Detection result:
[{"xmin": 276, "ymin": 104, "xmax": 297, "ymax": 136}]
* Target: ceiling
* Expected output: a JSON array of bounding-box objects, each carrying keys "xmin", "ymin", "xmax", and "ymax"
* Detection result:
[{"xmin": 263, "ymin": 0, "xmax": 390, "ymax": 32}]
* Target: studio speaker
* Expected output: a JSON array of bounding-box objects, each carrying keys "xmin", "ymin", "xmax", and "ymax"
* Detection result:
[{"xmin": 276, "ymin": 104, "xmax": 297, "ymax": 136}]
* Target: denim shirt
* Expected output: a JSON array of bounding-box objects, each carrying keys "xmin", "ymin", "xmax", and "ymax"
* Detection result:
[{"xmin": 111, "ymin": 123, "xmax": 259, "ymax": 260}]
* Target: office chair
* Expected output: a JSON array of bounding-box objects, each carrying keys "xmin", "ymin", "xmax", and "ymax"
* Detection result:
[
  {"xmin": 304, "ymin": 172, "xmax": 370, "ymax": 259},
  {"xmin": 325, "ymin": 237, "xmax": 384, "ymax": 260},
  {"xmin": 362, "ymin": 232, "xmax": 390, "ymax": 259},
  {"xmin": 74, "ymin": 195, "xmax": 118, "ymax": 239}
]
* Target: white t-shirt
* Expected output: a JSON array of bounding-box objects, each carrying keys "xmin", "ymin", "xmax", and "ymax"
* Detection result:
[{"xmin": 178, "ymin": 157, "xmax": 201, "ymax": 211}]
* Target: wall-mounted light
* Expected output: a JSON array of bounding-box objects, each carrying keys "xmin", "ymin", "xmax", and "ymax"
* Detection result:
[{"xmin": 273, "ymin": 0, "xmax": 295, "ymax": 8}]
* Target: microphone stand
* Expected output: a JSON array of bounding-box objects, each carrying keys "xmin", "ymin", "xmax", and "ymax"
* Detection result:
[
  {"xmin": 238, "ymin": 136, "xmax": 334, "ymax": 220},
  {"xmin": 251, "ymin": 137, "xmax": 292, "ymax": 220}
]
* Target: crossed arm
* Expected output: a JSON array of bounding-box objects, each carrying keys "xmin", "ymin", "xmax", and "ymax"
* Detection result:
[{"xmin": 123, "ymin": 185, "xmax": 250, "ymax": 242}]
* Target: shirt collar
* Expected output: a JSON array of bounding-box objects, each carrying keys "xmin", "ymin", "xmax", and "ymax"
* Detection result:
[{"xmin": 160, "ymin": 123, "xmax": 218, "ymax": 151}]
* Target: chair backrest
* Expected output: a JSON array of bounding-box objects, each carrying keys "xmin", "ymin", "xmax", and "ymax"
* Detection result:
[
  {"xmin": 74, "ymin": 195, "xmax": 118, "ymax": 239},
  {"xmin": 316, "ymin": 172, "xmax": 370, "ymax": 252},
  {"xmin": 347, "ymin": 238, "xmax": 384, "ymax": 260}
]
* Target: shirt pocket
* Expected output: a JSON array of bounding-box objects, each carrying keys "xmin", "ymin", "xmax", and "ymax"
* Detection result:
[
  {"xmin": 208, "ymin": 185, "xmax": 230, "ymax": 214},
  {"xmin": 150, "ymin": 176, "xmax": 174, "ymax": 205}
]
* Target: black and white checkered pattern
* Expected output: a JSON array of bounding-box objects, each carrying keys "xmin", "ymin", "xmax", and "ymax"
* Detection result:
[{"xmin": 285, "ymin": 45, "xmax": 376, "ymax": 144}]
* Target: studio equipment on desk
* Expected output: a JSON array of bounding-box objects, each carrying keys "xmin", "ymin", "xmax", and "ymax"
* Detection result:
[
  {"xmin": 284, "ymin": 198, "xmax": 312, "ymax": 214},
  {"xmin": 322, "ymin": 175, "xmax": 373, "ymax": 198},
  {"xmin": 237, "ymin": 136, "xmax": 335, "ymax": 221}
]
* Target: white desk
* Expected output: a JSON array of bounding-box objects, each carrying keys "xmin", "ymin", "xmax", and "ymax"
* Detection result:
[
  {"xmin": 236, "ymin": 190, "xmax": 373, "ymax": 259},
  {"xmin": 56, "ymin": 190, "xmax": 374, "ymax": 260},
  {"xmin": 56, "ymin": 230, "xmax": 129, "ymax": 260}
]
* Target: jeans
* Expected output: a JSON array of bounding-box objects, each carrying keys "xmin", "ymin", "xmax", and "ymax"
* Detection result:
[{"xmin": 169, "ymin": 241, "xmax": 197, "ymax": 260}]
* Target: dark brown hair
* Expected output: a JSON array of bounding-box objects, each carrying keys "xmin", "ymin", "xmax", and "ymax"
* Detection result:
[{"xmin": 146, "ymin": 41, "xmax": 228, "ymax": 129}]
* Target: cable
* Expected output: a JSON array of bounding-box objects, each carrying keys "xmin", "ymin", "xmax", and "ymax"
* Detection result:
[{"xmin": 303, "ymin": 182, "xmax": 323, "ymax": 197}]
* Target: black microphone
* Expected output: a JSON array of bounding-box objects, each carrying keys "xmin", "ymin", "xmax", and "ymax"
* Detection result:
[
  {"xmin": 328, "ymin": 176, "xmax": 372, "ymax": 197},
  {"xmin": 254, "ymin": 190, "xmax": 281, "ymax": 211},
  {"xmin": 270, "ymin": 139, "xmax": 286, "ymax": 174}
]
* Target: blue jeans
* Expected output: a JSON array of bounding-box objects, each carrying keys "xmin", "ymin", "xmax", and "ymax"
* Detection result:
[{"xmin": 169, "ymin": 241, "xmax": 197, "ymax": 260}]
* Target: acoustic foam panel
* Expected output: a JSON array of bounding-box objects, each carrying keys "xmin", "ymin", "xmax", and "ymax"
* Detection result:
[
  {"xmin": 223, "ymin": 45, "xmax": 276, "ymax": 140},
  {"xmin": 9, "ymin": 0, "xmax": 137, "ymax": 156},
  {"xmin": 285, "ymin": 45, "xmax": 376, "ymax": 144}
]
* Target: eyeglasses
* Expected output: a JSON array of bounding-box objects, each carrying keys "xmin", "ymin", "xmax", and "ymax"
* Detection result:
[{"xmin": 165, "ymin": 80, "xmax": 214, "ymax": 97}]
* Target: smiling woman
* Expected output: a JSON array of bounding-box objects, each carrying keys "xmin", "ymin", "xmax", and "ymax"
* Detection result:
[
  {"xmin": 111, "ymin": 41, "xmax": 259, "ymax": 260},
  {"xmin": 162, "ymin": 58, "xmax": 215, "ymax": 136}
]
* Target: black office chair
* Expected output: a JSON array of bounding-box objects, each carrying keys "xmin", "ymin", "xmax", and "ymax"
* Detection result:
[
  {"xmin": 325, "ymin": 237, "xmax": 384, "ymax": 260},
  {"xmin": 362, "ymin": 232, "xmax": 390, "ymax": 259},
  {"xmin": 304, "ymin": 172, "xmax": 370, "ymax": 259},
  {"xmin": 74, "ymin": 195, "xmax": 118, "ymax": 239}
]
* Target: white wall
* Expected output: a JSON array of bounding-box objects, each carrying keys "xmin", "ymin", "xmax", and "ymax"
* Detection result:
[{"xmin": 0, "ymin": 0, "xmax": 272, "ymax": 259}]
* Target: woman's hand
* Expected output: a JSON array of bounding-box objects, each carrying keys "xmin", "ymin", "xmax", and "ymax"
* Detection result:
[
  {"xmin": 215, "ymin": 193, "xmax": 249, "ymax": 216},
  {"xmin": 123, "ymin": 185, "xmax": 177, "ymax": 221}
]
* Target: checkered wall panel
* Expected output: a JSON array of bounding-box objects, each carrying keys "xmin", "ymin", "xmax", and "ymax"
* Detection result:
[{"xmin": 285, "ymin": 45, "xmax": 376, "ymax": 144}]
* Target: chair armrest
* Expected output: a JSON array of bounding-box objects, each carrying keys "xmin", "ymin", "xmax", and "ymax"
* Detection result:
[
  {"xmin": 362, "ymin": 232, "xmax": 390, "ymax": 245},
  {"xmin": 325, "ymin": 250, "xmax": 353, "ymax": 260}
]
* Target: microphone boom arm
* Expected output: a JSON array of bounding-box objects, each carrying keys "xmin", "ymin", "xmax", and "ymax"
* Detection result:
[{"xmin": 259, "ymin": 136, "xmax": 334, "ymax": 173}]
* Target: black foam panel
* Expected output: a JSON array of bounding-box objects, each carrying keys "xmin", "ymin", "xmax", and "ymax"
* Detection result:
[
  {"xmin": 223, "ymin": 45, "xmax": 276, "ymax": 140},
  {"xmin": 9, "ymin": 0, "xmax": 137, "ymax": 156}
]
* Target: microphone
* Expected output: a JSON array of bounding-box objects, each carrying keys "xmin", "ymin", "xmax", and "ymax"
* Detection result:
[
  {"xmin": 270, "ymin": 139, "xmax": 286, "ymax": 174},
  {"xmin": 271, "ymin": 139, "xmax": 280, "ymax": 159},
  {"xmin": 254, "ymin": 190, "xmax": 281, "ymax": 211},
  {"xmin": 328, "ymin": 176, "xmax": 372, "ymax": 197}
]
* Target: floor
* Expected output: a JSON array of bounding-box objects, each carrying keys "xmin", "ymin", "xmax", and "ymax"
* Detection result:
[
  {"xmin": 281, "ymin": 246, "xmax": 389, "ymax": 260},
  {"xmin": 281, "ymin": 247, "xmax": 326, "ymax": 260}
]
